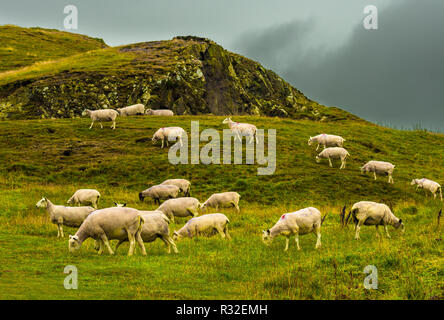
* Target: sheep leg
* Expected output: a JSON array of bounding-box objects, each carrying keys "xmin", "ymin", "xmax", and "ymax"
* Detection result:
[
  {"xmin": 127, "ymin": 232, "xmax": 136, "ymax": 256},
  {"xmin": 255, "ymin": 133, "xmax": 258, "ymax": 145},
  {"xmin": 248, "ymin": 135, "xmax": 254, "ymax": 144},
  {"xmin": 231, "ymin": 202, "xmax": 240, "ymax": 213},
  {"xmin": 100, "ymin": 234, "xmax": 114, "ymax": 255},
  {"xmin": 111, "ymin": 121, "xmax": 116, "ymax": 130},
  {"xmin": 389, "ymin": 174, "xmax": 394, "ymax": 184},
  {"xmin": 89, "ymin": 121, "xmax": 94, "ymax": 129},
  {"xmin": 168, "ymin": 236, "xmax": 179, "ymax": 253},
  {"xmin": 224, "ymin": 226, "xmax": 231, "ymax": 240},
  {"xmin": 374, "ymin": 172, "xmax": 377, "ymax": 180},
  {"xmin": 328, "ymin": 158, "xmax": 333, "ymax": 167},
  {"xmin": 161, "ymin": 139, "xmax": 164, "ymax": 148},
  {"xmin": 295, "ymin": 233, "xmax": 301, "ymax": 251},
  {"xmin": 99, "ymin": 122, "xmax": 103, "ymax": 129},
  {"xmin": 97, "ymin": 239, "xmax": 104, "ymax": 255},
  {"xmin": 375, "ymin": 225, "xmax": 381, "ymax": 237},
  {"xmin": 284, "ymin": 237, "xmax": 290, "ymax": 251},
  {"xmin": 136, "ymin": 232, "xmax": 147, "ymax": 256},
  {"xmin": 314, "ymin": 227, "xmax": 321, "ymax": 249},
  {"xmin": 316, "ymin": 144, "xmax": 320, "ymax": 151},
  {"xmin": 355, "ymin": 221, "xmax": 363, "ymax": 240},
  {"xmin": 161, "ymin": 237, "xmax": 171, "ymax": 254},
  {"xmin": 384, "ymin": 225, "xmax": 391, "ymax": 238},
  {"xmin": 215, "ymin": 227, "xmax": 226, "ymax": 239},
  {"xmin": 56, "ymin": 224, "xmax": 63, "ymax": 238}
]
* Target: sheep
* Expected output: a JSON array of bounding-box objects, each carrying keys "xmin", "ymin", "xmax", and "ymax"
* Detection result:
[
  {"xmin": 117, "ymin": 104, "xmax": 145, "ymax": 116},
  {"xmin": 348, "ymin": 201, "xmax": 404, "ymax": 239},
  {"xmin": 262, "ymin": 207, "xmax": 326, "ymax": 251},
  {"xmin": 81, "ymin": 109, "xmax": 119, "ymax": 130},
  {"xmin": 160, "ymin": 179, "xmax": 191, "ymax": 196},
  {"xmin": 316, "ymin": 147, "xmax": 350, "ymax": 169},
  {"xmin": 114, "ymin": 211, "xmax": 178, "ymax": 254},
  {"xmin": 173, "ymin": 213, "xmax": 230, "ymax": 241},
  {"xmin": 361, "ymin": 161, "xmax": 395, "ymax": 184},
  {"xmin": 308, "ymin": 134, "xmax": 345, "ymax": 151},
  {"xmin": 67, "ymin": 189, "xmax": 101, "ymax": 209},
  {"xmin": 68, "ymin": 207, "xmax": 146, "ymax": 256},
  {"xmin": 201, "ymin": 192, "xmax": 241, "ymax": 213},
  {"xmin": 35, "ymin": 197, "xmax": 95, "ymax": 238},
  {"xmin": 152, "ymin": 127, "xmax": 186, "ymax": 148},
  {"xmin": 145, "ymin": 109, "xmax": 174, "ymax": 116},
  {"xmin": 156, "ymin": 197, "xmax": 201, "ymax": 222},
  {"xmin": 139, "ymin": 184, "xmax": 180, "ymax": 204},
  {"xmin": 222, "ymin": 117, "xmax": 258, "ymax": 144},
  {"xmin": 411, "ymin": 178, "xmax": 442, "ymax": 201}
]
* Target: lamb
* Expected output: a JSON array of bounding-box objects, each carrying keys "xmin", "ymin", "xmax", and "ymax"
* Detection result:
[
  {"xmin": 68, "ymin": 207, "xmax": 146, "ymax": 256},
  {"xmin": 67, "ymin": 189, "xmax": 101, "ymax": 209},
  {"xmin": 348, "ymin": 201, "xmax": 405, "ymax": 239},
  {"xmin": 145, "ymin": 109, "xmax": 174, "ymax": 116},
  {"xmin": 308, "ymin": 134, "xmax": 345, "ymax": 151},
  {"xmin": 81, "ymin": 109, "xmax": 119, "ymax": 130},
  {"xmin": 117, "ymin": 104, "xmax": 145, "ymax": 116},
  {"xmin": 262, "ymin": 207, "xmax": 326, "ymax": 251},
  {"xmin": 139, "ymin": 184, "xmax": 180, "ymax": 204},
  {"xmin": 160, "ymin": 179, "xmax": 191, "ymax": 196},
  {"xmin": 316, "ymin": 147, "xmax": 350, "ymax": 169},
  {"xmin": 411, "ymin": 178, "xmax": 442, "ymax": 201},
  {"xmin": 173, "ymin": 213, "xmax": 230, "ymax": 241},
  {"xmin": 361, "ymin": 161, "xmax": 395, "ymax": 183},
  {"xmin": 156, "ymin": 197, "xmax": 201, "ymax": 222},
  {"xmin": 152, "ymin": 127, "xmax": 186, "ymax": 148},
  {"xmin": 222, "ymin": 117, "xmax": 258, "ymax": 144},
  {"xmin": 201, "ymin": 192, "xmax": 241, "ymax": 213},
  {"xmin": 35, "ymin": 197, "xmax": 95, "ymax": 238}
]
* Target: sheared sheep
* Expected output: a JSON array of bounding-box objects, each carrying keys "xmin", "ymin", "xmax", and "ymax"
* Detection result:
[
  {"xmin": 146, "ymin": 109, "xmax": 174, "ymax": 116},
  {"xmin": 67, "ymin": 189, "xmax": 101, "ymax": 209},
  {"xmin": 156, "ymin": 197, "xmax": 201, "ymax": 222},
  {"xmin": 160, "ymin": 179, "xmax": 191, "ymax": 196},
  {"xmin": 201, "ymin": 192, "xmax": 241, "ymax": 213},
  {"xmin": 117, "ymin": 104, "xmax": 145, "ymax": 116},
  {"xmin": 173, "ymin": 213, "xmax": 230, "ymax": 241},
  {"xmin": 316, "ymin": 147, "xmax": 350, "ymax": 169},
  {"xmin": 361, "ymin": 161, "xmax": 395, "ymax": 183},
  {"xmin": 223, "ymin": 118, "xmax": 258, "ymax": 144},
  {"xmin": 308, "ymin": 134, "xmax": 345, "ymax": 151},
  {"xmin": 139, "ymin": 185, "xmax": 180, "ymax": 204},
  {"xmin": 348, "ymin": 201, "xmax": 405, "ymax": 239},
  {"xmin": 68, "ymin": 207, "xmax": 146, "ymax": 256},
  {"xmin": 35, "ymin": 197, "xmax": 95, "ymax": 238},
  {"xmin": 262, "ymin": 207, "xmax": 326, "ymax": 251},
  {"xmin": 411, "ymin": 178, "xmax": 442, "ymax": 201},
  {"xmin": 81, "ymin": 109, "xmax": 119, "ymax": 130},
  {"xmin": 152, "ymin": 127, "xmax": 186, "ymax": 148}
]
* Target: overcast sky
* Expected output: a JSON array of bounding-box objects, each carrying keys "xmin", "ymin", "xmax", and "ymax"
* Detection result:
[{"xmin": 1, "ymin": 0, "xmax": 443, "ymax": 131}]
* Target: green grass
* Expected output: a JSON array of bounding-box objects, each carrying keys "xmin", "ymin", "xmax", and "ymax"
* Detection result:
[{"xmin": 0, "ymin": 116, "xmax": 442, "ymax": 299}]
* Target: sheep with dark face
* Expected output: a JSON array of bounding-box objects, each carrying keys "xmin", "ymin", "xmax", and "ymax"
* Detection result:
[
  {"xmin": 411, "ymin": 178, "xmax": 442, "ymax": 201},
  {"xmin": 81, "ymin": 109, "xmax": 119, "ymax": 130},
  {"xmin": 361, "ymin": 161, "xmax": 395, "ymax": 183},
  {"xmin": 139, "ymin": 185, "xmax": 180, "ymax": 204}
]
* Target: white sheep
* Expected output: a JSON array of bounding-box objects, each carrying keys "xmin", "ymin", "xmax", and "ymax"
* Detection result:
[
  {"xmin": 411, "ymin": 178, "xmax": 442, "ymax": 201},
  {"xmin": 201, "ymin": 192, "xmax": 241, "ymax": 213},
  {"xmin": 316, "ymin": 147, "xmax": 350, "ymax": 169},
  {"xmin": 156, "ymin": 197, "xmax": 201, "ymax": 222},
  {"xmin": 68, "ymin": 207, "xmax": 146, "ymax": 256},
  {"xmin": 81, "ymin": 109, "xmax": 119, "ymax": 130},
  {"xmin": 223, "ymin": 117, "xmax": 258, "ymax": 144},
  {"xmin": 262, "ymin": 207, "xmax": 326, "ymax": 251},
  {"xmin": 67, "ymin": 189, "xmax": 101, "ymax": 209},
  {"xmin": 139, "ymin": 184, "xmax": 180, "ymax": 204},
  {"xmin": 348, "ymin": 201, "xmax": 404, "ymax": 239},
  {"xmin": 361, "ymin": 161, "xmax": 395, "ymax": 183},
  {"xmin": 160, "ymin": 179, "xmax": 191, "ymax": 196},
  {"xmin": 173, "ymin": 213, "xmax": 231, "ymax": 240},
  {"xmin": 152, "ymin": 127, "xmax": 186, "ymax": 148},
  {"xmin": 35, "ymin": 197, "xmax": 95, "ymax": 238},
  {"xmin": 146, "ymin": 109, "xmax": 174, "ymax": 116},
  {"xmin": 117, "ymin": 104, "xmax": 145, "ymax": 116},
  {"xmin": 308, "ymin": 134, "xmax": 345, "ymax": 151}
]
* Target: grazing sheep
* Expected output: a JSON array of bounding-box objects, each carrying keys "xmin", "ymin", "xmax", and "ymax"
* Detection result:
[
  {"xmin": 156, "ymin": 197, "xmax": 201, "ymax": 222},
  {"xmin": 201, "ymin": 192, "xmax": 241, "ymax": 213},
  {"xmin": 81, "ymin": 109, "xmax": 119, "ymax": 130},
  {"xmin": 117, "ymin": 104, "xmax": 145, "ymax": 116},
  {"xmin": 68, "ymin": 207, "xmax": 146, "ymax": 256},
  {"xmin": 316, "ymin": 147, "xmax": 350, "ymax": 169},
  {"xmin": 308, "ymin": 134, "xmax": 346, "ymax": 151},
  {"xmin": 67, "ymin": 189, "xmax": 101, "ymax": 209},
  {"xmin": 152, "ymin": 127, "xmax": 186, "ymax": 148},
  {"xmin": 348, "ymin": 201, "xmax": 405, "ymax": 239},
  {"xmin": 114, "ymin": 211, "xmax": 178, "ymax": 254},
  {"xmin": 35, "ymin": 197, "xmax": 95, "ymax": 238},
  {"xmin": 361, "ymin": 161, "xmax": 395, "ymax": 183},
  {"xmin": 411, "ymin": 178, "xmax": 442, "ymax": 201},
  {"xmin": 262, "ymin": 207, "xmax": 326, "ymax": 251},
  {"xmin": 173, "ymin": 213, "xmax": 230, "ymax": 241},
  {"xmin": 223, "ymin": 117, "xmax": 258, "ymax": 144},
  {"xmin": 160, "ymin": 179, "xmax": 191, "ymax": 196},
  {"xmin": 139, "ymin": 185, "xmax": 180, "ymax": 204},
  {"xmin": 145, "ymin": 109, "xmax": 174, "ymax": 116}
]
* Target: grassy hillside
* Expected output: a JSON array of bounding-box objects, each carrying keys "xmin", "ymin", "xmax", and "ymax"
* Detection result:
[{"xmin": 0, "ymin": 116, "xmax": 442, "ymax": 299}]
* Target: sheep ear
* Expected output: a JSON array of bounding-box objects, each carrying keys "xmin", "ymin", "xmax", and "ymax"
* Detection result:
[
  {"xmin": 267, "ymin": 229, "xmax": 270, "ymax": 235},
  {"xmin": 113, "ymin": 202, "xmax": 117, "ymax": 206},
  {"xmin": 123, "ymin": 203, "xmax": 127, "ymax": 207},
  {"xmin": 399, "ymin": 219, "xmax": 403, "ymax": 224}
]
